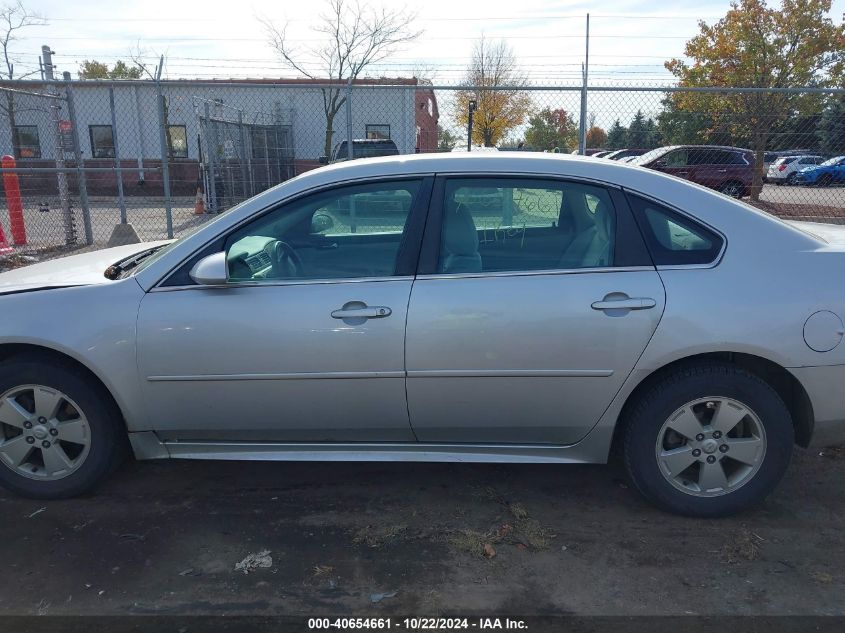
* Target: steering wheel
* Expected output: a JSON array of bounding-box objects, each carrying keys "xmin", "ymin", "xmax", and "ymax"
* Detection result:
[{"xmin": 271, "ymin": 240, "xmax": 305, "ymax": 278}]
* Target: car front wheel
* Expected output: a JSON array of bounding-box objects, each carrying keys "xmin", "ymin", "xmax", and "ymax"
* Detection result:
[
  {"xmin": 0, "ymin": 355, "xmax": 126, "ymax": 499},
  {"xmin": 622, "ymin": 362, "xmax": 794, "ymax": 517}
]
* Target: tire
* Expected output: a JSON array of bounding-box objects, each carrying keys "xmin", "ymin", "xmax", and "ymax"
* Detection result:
[
  {"xmin": 719, "ymin": 181, "xmax": 745, "ymax": 198},
  {"xmin": 785, "ymin": 173, "xmax": 797, "ymax": 185},
  {"xmin": 621, "ymin": 362, "xmax": 794, "ymax": 517},
  {"xmin": 0, "ymin": 354, "xmax": 127, "ymax": 499}
]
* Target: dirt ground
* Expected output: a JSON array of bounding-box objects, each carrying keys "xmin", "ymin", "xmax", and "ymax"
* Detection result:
[{"xmin": 1, "ymin": 446, "xmax": 844, "ymax": 619}]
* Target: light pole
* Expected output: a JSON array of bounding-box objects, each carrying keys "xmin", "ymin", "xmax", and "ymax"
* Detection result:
[{"xmin": 467, "ymin": 99, "xmax": 477, "ymax": 151}]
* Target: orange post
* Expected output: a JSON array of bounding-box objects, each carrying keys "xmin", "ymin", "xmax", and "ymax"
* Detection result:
[{"xmin": 1, "ymin": 155, "xmax": 26, "ymax": 245}]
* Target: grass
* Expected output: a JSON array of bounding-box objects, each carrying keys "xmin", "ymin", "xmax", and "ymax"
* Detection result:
[
  {"xmin": 351, "ymin": 524, "xmax": 408, "ymax": 549},
  {"xmin": 447, "ymin": 496, "xmax": 555, "ymax": 558},
  {"xmin": 721, "ymin": 529, "xmax": 764, "ymax": 563}
]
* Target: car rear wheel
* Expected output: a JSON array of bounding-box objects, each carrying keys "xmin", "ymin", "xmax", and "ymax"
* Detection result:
[
  {"xmin": 621, "ymin": 362, "xmax": 794, "ymax": 517},
  {"xmin": 719, "ymin": 181, "xmax": 745, "ymax": 198},
  {"xmin": 785, "ymin": 173, "xmax": 797, "ymax": 185},
  {"xmin": 0, "ymin": 355, "xmax": 126, "ymax": 499}
]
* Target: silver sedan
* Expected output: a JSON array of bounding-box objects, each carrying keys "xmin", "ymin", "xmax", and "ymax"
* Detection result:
[{"xmin": 0, "ymin": 153, "xmax": 843, "ymax": 516}]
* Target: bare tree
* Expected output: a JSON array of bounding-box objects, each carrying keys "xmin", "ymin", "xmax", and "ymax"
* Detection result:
[
  {"xmin": 128, "ymin": 40, "xmax": 165, "ymax": 80},
  {"xmin": 0, "ymin": 1, "xmax": 46, "ymax": 147},
  {"xmin": 454, "ymin": 38, "xmax": 531, "ymax": 147},
  {"xmin": 262, "ymin": 0, "xmax": 421, "ymax": 159}
]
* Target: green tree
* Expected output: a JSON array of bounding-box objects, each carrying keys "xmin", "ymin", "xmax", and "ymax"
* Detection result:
[
  {"xmin": 524, "ymin": 108, "xmax": 577, "ymax": 151},
  {"xmin": 78, "ymin": 59, "xmax": 142, "ymax": 79},
  {"xmin": 666, "ymin": 0, "xmax": 845, "ymax": 200},
  {"xmin": 606, "ymin": 119, "xmax": 627, "ymax": 149},
  {"xmin": 817, "ymin": 97, "xmax": 845, "ymax": 154},
  {"xmin": 437, "ymin": 125, "xmax": 458, "ymax": 152}
]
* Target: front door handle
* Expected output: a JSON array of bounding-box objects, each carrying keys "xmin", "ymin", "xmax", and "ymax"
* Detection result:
[
  {"xmin": 591, "ymin": 297, "xmax": 656, "ymax": 311},
  {"xmin": 331, "ymin": 304, "xmax": 392, "ymax": 319}
]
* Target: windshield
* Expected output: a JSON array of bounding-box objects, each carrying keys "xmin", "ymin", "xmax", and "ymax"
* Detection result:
[
  {"xmin": 630, "ymin": 147, "xmax": 672, "ymax": 166},
  {"xmin": 820, "ymin": 156, "xmax": 845, "ymax": 167}
]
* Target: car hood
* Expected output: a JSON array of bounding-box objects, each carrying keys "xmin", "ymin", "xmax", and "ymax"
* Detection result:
[{"xmin": 0, "ymin": 241, "xmax": 171, "ymax": 294}]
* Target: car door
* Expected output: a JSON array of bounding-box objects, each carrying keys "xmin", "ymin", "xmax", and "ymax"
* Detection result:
[
  {"xmin": 405, "ymin": 176, "xmax": 666, "ymax": 445},
  {"xmin": 136, "ymin": 177, "xmax": 432, "ymax": 442},
  {"xmin": 653, "ymin": 148, "xmax": 695, "ymax": 182}
]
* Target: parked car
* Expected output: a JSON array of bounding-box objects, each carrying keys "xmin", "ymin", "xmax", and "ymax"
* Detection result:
[
  {"xmin": 603, "ymin": 148, "xmax": 648, "ymax": 161},
  {"xmin": 763, "ymin": 149, "xmax": 815, "ymax": 175},
  {"xmin": 766, "ymin": 155, "xmax": 824, "ymax": 185},
  {"xmin": 631, "ymin": 145, "xmax": 752, "ymax": 198},
  {"xmin": 571, "ymin": 148, "xmax": 608, "ymax": 156},
  {"xmin": 320, "ymin": 138, "xmax": 399, "ymax": 164},
  {"xmin": 591, "ymin": 150, "xmax": 613, "ymax": 158},
  {"xmin": 792, "ymin": 156, "xmax": 845, "ymax": 187},
  {"xmin": 0, "ymin": 153, "xmax": 843, "ymax": 517}
]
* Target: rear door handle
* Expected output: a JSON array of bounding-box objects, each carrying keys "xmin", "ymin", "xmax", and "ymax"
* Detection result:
[
  {"xmin": 331, "ymin": 305, "xmax": 392, "ymax": 319},
  {"xmin": 591, "ymin": 298, "xmax": 656, "ymax": 311}
]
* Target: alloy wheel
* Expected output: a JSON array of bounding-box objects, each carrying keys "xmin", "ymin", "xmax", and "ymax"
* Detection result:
[
  {"xmin": 0, "ymin": 385, "xmax": 91, "ymax": 481},
  {"xmin": 655, "ymin": 397, "xmax": 766, "ymax": 497}
]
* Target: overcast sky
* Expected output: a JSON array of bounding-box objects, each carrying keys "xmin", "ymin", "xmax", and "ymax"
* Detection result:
[{"xmin": 15, "ymin": 0, "xmax": 845, "ymax": 85}]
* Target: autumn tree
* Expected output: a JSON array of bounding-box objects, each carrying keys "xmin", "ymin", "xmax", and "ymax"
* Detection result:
[
  {"xmin": 666, "ymin": 0, "xmax": 845, "ymax": 200},
  {"xmin": 585, "ymin": 125, "xmax": 607, "ymax": 148},
  {"xmin": 0, "ymin": 1, "xmax": 46, "ymax": 145},
  {"xmin": 524, "ymin": 108, "xmax": 577, "ymax": 151},
  {"xmin": 454, "ymin": 38, "xmax": 531, "ymax": 147},
  {"xmin": 78, "ymin": 60, "xmax": 142, "ymax": 80},
  {"xmin": 263, "ymin": 0, "xmax": 420, "ymax": 159}
]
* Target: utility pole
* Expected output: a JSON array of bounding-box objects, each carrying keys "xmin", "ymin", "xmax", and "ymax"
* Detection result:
[
  {"xmin": 467, "ymin": 99, "xmax": 477, "ymax": 151},
  {"xmin": 42, "ymin": 45, "xmax": 75, "ymax": 244},
  {"xmin": 578, "ymin": 14, "xmax": 590, "ymax": 155}
]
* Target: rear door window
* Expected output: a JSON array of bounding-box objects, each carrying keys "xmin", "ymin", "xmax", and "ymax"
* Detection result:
[{"xmin": 627, "ymin": 194, "xmax": 724, "ymax": 266}]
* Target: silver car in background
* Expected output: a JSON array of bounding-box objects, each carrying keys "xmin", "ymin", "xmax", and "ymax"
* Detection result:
[{"xmin": 0, "ymin": 152, "xmax": 843, "ymax": 517}]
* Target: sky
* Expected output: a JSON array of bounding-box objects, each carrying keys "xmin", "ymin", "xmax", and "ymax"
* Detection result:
[{"xmin": 13, "ymin": 0, "xmax": 845, "ymax": 86}]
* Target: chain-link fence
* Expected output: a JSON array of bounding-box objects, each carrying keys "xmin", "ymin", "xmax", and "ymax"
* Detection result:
[{"xmin": 0, "ymin": 79, "xmax": 843, "ymax": 264}]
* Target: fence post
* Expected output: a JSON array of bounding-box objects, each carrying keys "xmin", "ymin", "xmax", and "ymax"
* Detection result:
[
  {"xmin": 65, "ymin": 83, "xmax": 92, "ymax": 245},
  {"xmin": 205, "ymin": 101, "xmax": 219, "ymax": 213},
  {"xmin": 109, "ymin": 87, "xmax": 127, "ymax": 224},
  {"xmin": 156, "ymin": 87, "xmax": 174, "ymax": 239},
  {"xmin": 42, "ymin": 46, "xmax": 75, "ymax": 245},
  {"xmin": 346, "ymin": 78, "xmax": 353, "ymax": 159},
  {"xmin": 237, "ymin": 109, "xmax": 251, "ymax": 199}
]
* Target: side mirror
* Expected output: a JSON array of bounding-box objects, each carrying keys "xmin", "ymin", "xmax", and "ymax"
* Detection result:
[
  {"xmin": 189, "ymin": 252, "xmax": 228, "ymax": 286},
  {"xmin": 318, "ymin": 156, "xmax": 328, "ymax": 165},
  {"xmin": 311, "ymin": 213, "xmax": 335, "ymax": 234}
]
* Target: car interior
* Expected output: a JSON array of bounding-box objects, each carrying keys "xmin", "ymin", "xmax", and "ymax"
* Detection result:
[
  {"xmin": 437, "ymin": 182, "xmax": 616, "ymax": 274},
  {"xmin": 224, "ymin": 179, "xmax": 618, "ymax": 283}
]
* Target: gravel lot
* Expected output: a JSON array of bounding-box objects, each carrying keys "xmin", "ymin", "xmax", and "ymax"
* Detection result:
[{"xmin": 1, "ymin": 446, "xmax": 843, "ymax": 619}]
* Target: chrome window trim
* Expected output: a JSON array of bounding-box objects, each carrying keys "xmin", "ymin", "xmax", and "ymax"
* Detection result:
[
  {"xmin": 150, "ymin": 173, "xmax": 435, "ymax": 290},
  {"xmin": 621, "ymin": 187, "xmax": 728, "ymax": 270},
  {"xmin": 414, "ymin": 265, "xmax": 655, "ymax": 282},
  {"xmin": 149, "ymin": 275, "xmax": 415, "ymax": 293}
]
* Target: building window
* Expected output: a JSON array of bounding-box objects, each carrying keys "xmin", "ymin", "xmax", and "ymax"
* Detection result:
[
  {"xmin": 89, "ymin": 125, "xmax": 115, "ymax": 158},
  {"xmin": 167, "ymin": 125, "xmax": 188, "ymax": 158},
  {"xmin": 12, "ymin": 125, "xmax": 41, "ymax": 159},
  {"xmin": 366, "ymin": 124, "xmax": 390, "ymax": 140}
]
